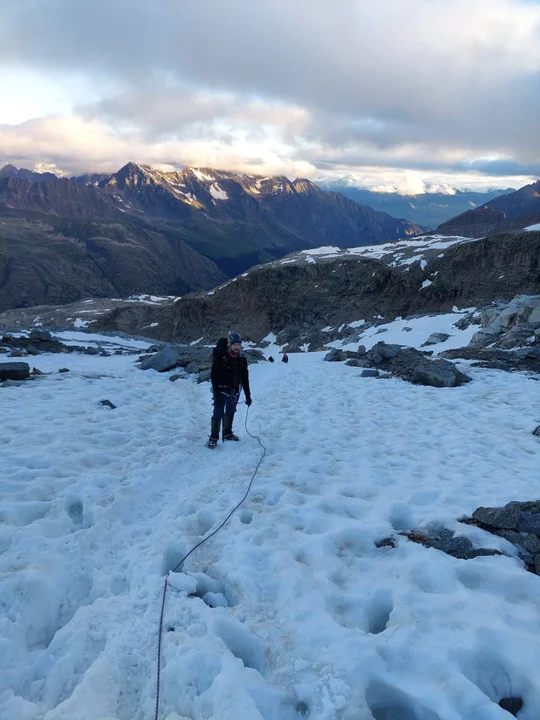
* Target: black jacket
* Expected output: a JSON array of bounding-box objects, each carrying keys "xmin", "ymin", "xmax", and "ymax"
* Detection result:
[{"xmin": 211, "ymin": 342, "xmax": 251, "ymax": 400}]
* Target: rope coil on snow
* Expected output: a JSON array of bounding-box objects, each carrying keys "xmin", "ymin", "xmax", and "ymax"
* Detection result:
[{"xmin": 154, "ymin": 405, "xmax": 266, "ymax": 720}]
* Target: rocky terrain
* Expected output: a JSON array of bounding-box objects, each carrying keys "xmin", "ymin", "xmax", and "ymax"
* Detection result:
[
  {"xmin": 0, "ymin": 163, "xmax": 424, "ymax": 312},
  {"xmin": 2, "ymin": 229, "xmax": 536, "ymax": 347}
]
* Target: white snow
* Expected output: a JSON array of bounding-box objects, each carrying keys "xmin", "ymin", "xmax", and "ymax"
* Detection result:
[
  {"xmin": 1, "ymin": 330, "xmax": 540, "ymax": 720},
  {"xmin": 420, "ymin": 279, "xmax": 433, "ymax": 289},
  {"xmin": 293, "ymin": 236, "xmax": 477, "ymax": 270},
  {"xmin": 111, "ymin": 295, "xmax": 176, "ymax": 305},
  {"xmin": 209, "ymin": 184, "xmax": 229, "ymax": 201},
  {"xmin": 73, "ymin": 318, "xmax": 93, "ymax": 328},
  {"xmin": 524, "ymin": 223, "xmax": 540, "ymax": 231},
  {"xmin": 333, "ymin": 312, "xmax": 481, "ymax": 353},
  {"xmin": 191, "ymin": 169, "xmax": 213, "ymax": 182},
  {"xmin": 347, "ymin": 319, "xmax": 366, "ymax": 329}
]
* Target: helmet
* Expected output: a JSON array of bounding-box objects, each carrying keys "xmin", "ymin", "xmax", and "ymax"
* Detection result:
[{"xmin": 228, "ymin": 332, "xmax": 242, "ymax": 345}]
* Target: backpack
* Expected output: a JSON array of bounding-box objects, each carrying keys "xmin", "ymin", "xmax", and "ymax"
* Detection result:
[{"xmin": 212, "ymin": 337, "xmax": 228, "ymax": 362}]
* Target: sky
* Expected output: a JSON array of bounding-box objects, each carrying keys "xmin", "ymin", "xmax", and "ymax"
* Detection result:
[
  {"xmin": 1, "ymin": 321, "xmax": 540, "ymax": 720},
  {"xmin": 1, "ymin": 0, "xmax": 540, "ymax": 193}
]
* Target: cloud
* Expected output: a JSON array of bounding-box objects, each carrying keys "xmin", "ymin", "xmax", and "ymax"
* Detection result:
[
  {"xmin": 0, "ymin": 0, "xmax": 539, "ymax": 189},
  {"xmin": 0, "ymin": 115, "xmax": 317, "ymax": 178}
]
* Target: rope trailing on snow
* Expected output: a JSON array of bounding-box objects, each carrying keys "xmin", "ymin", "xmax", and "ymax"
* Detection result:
[{"xmin": 154, "ymin": 405, "xmax": 267, "ymax": 720}]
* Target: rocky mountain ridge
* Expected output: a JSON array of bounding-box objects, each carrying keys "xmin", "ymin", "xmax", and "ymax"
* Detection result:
[
  {"xmin": 437, "ymin": 179, "xmax": 540, "ymax": 237},
  {"xmin": 0, "ymin": 162, "xmax": 424, "ymax": 311},
  {"xmin": 2, "ymin": 230, "xmax": 539, "ymax": 351}
]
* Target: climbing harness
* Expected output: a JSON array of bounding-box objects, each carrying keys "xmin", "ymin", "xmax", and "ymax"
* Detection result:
[{"xmin": 154, "ymin": 405, "xmax": 267, "ymax": 720}]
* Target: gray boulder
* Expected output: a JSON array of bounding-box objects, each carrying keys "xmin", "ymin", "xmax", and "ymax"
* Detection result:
[
  {"xmin": 184, "ymin": 362, "xmax": 200, "ymax": 374},
  {"xmin": 378, "ymin": 343, "xmax": 401, "ymax": 359},
  {"xmin": 29, "ymin": 329, "xmax": 53, "ymax": 341},
  {"xmin": 453, "ymin": 315, "xmax": 475, "ymax": 330},
  {"xmin": 423, "ymin": 332, "xmax": 450, "ymax": 346},
  {"xmin": 324, "ymin": 348, "xmax": 344, "ymax": 362},
  {"xmin": 140, "ymin": 345, "xmax": 179, "ymax": 372},
  {"xmin": 344, "ymin": 358, "xmax": 370, "ymax": 367},
  {"xmin": 379, "ymin": 346, "xmax": 471, "ymax": 387},
  {"xmin": 197, "ymin": 370, "xmax": 211, "ymax": 384},
  {"xmin": 0, "ymin": 362, "xmax": 30, "ymax": 381},
  {"xmin": 472, "ymin": 505, "xmax": 521, "ymax": 530},
  {"xmin": 361, "ymin": 369, "xmax": 380, "ymax": 378},
  {"xmin": 469, "ymin": 329, "xmax": 500, "ymax": 348}
]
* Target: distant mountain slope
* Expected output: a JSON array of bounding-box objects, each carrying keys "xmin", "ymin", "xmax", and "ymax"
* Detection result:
[
  {"xmin": 0, "ymin": 213, "xmax": 225, "ymax": 312},
  {"xmin": 319, "ymin": 182, "xmax": 512, "ymax": 228},
  {"xmin": 0, "ymin": 164, "xmax": 58, "ymax": 182},
  {"xmin": 437, "ymin": 180, "xmax": 540, "ymax": 236},
  {"xmin": 97, "ymin": 163, "xmax": 424, "ymax": 265},
  {"xmin": 0, "ymin": 176, "xmax": 128, "ymax": 218}
]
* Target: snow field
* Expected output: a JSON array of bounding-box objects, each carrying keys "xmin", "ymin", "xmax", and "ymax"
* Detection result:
[{"xmin": 0, "ymin": 340, "xmax": 539, "ymax": 719}]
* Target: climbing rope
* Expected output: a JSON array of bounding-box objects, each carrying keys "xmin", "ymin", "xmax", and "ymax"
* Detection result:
[{"xmin": 154, "ymin": 405, "xmax": 267, "ymax": 720}]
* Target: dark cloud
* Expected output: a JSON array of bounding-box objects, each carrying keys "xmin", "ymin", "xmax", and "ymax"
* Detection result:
[{"xmin": 1, "ymin": 0, "xmax": 540, "ymax": 182}]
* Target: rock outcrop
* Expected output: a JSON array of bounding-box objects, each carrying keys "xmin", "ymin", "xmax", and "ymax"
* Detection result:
[
  {"xmin": 439, "ymin": 294, "xmax": 540, "ymax": 373},
  {"xmin": 326, "ymin": 341, "xmax": 472, "ymax": 387},
  {"xmin": 460, "ymin": 501, "xmax": 540, "ymax": 576}
]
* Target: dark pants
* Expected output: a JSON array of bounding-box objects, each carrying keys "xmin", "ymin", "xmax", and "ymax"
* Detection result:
[{"xmin": 211, "ymin": 389, "xmax": 239, "ymax": 439}]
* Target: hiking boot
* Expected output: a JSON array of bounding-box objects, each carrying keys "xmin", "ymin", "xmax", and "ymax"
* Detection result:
[
  {"xmin": 207, "ymin": 437, "xmax": 218, "ymax": 449},
  {"xmin": 223, "ymin": 433, "xmax": 239, "ymax": 441}
]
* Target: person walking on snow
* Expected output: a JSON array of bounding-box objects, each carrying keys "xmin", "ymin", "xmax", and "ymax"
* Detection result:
[
  {"xmin": 208, "ymin": 332, "xmax": 252, "ymax": 448},
  {"xmin": 282, "ymin": 352, "xmax": 289, "ymax": 364}
]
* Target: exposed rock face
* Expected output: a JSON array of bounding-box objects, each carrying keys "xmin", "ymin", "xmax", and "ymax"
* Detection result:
[
  {"xmin": 437, "ymin": 179, "xmax": 540, "ymax": 237},
  {"xmin": 38, "ymin": 230, "xmax": 537, "ymax": 347}
]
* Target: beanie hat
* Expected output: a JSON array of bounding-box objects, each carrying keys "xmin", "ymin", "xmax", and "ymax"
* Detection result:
[{"xmin": 228, "ymin": 332, "xmax": 242, "ymax": 345}]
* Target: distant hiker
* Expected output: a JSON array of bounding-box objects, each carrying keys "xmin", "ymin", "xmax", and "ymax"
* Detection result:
[
  {"xmin": 208, "ymin": 332, "xmax": 252, "ymax": 448},
  {"xmin": 282, "ymin": 353, "xmax": 289, "ymax": 364},
  {"xmin": 268, "ymin": 356, "xmax": 274, "ymax": 363}
]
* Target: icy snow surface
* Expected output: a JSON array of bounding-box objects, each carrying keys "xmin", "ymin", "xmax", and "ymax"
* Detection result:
[{"xmin": 1, "ymin": 325, "xmax": 540, "ymax": 719}]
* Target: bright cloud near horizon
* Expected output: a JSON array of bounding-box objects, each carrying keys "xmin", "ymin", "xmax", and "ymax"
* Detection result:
[{"xmin": 1, "ymin": 0, "xmax": 540, "ymax": 193}]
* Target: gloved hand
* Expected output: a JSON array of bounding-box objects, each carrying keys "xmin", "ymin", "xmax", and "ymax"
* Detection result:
[{"xmin": 245, "ymin": 396, "xmax": 252, "ymax": 407}]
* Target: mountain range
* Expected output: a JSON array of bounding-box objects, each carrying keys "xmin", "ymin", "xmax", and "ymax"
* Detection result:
[
  {"xmin": 437, "ymin": 180, "xmax": 540, "ymax": 236},
  {"xmin": 320, "ymin": 182, "xmax": 513, "ymax": 229},
  {"xmin": 0, "ymin": 162, "xmax": 423, "ymax": 312}
]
